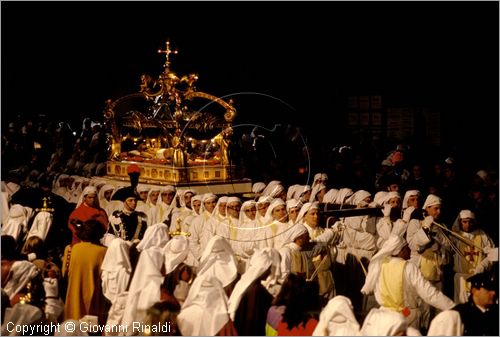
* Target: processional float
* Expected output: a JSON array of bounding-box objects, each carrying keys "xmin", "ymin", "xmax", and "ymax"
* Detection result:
[{"xmin": 103, "ymin": 41, "xmax": 251, "ymax": 194}]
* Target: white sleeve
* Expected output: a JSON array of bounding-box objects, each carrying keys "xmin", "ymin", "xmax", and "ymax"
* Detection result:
[
  {"xmin": 406, "ymin": 219, "xmax": 430, "ymax": 251},
  {"xmin": 376, "ymin": 217, "xmax": 392, "ymax": 242},
  {"xmin": 391, "ymin": 219, "xmax": 407, "ymax": 237},
  {"xmin": 405, "ymin": 262, "xmax": 455, "ymax": 311},
  {"xmin": 189, "ymin": 217, "xmax": 202, "ymax": 260},
  {"xmin": 279, "ymin": 246, "xmax": 291, "ymax": 283},
  {"xmin": 312, "ymin": 228, "xmax": 342, "ymax": 245},
  {"xmin": 475, "ymin": 231, "xmax": 496, "ymax": 273}
]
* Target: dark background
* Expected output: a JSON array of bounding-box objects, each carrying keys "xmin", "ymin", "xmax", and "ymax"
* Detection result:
[{"xmin": 2, "ymin": 2, "xmax": 499, "ymax": 164}]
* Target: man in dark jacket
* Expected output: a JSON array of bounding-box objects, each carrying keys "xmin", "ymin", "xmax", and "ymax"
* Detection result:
[{"xmin": 454, "ymin": 267, "xmax": 498, "ymax": 336}]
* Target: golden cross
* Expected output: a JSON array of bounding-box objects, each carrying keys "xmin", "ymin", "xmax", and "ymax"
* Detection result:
[
  {"xmin": 169, "ymin": 217, "xmax": 191, "ymax": 237},
  {"xmin": 35, "ymin": 197, "xmax": 55, "ymax": 213},
  {"xmin": 157, "ymin": 41, "xmax": 178, "ymax": 69}
]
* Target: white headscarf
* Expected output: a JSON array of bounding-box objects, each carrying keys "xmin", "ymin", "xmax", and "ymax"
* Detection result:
[
  {"xmin": 312, "ymin": 295, "xmax": 360, "ymax": 336},
  {"xmin": 136, "ymin": 184, "xmax": 150, "ymax": 194},
  {"xmin": 286, "ymin": 199, "xmax": 302, "ymax": 212},
  {"xmin": 313, "ymin": 173, "xmax": 328, "ymax": 185},
  {"xmin": 296, "ymin": 201, "xmax": 319, "ymax": 225},
  {"xmin": 228, "ymin": 248, "xmax": 280, "ymax": 320},
  {"xmin": 200, "ymin": 193, "xmax": 218, "ymax": 214},
  {"xmin": 177, "ymin": 189, "xmax": 196, "ymax": 207},
  {"xmin": 347, "ymin": 190, "xmax": 371, "ymax": 206},
  {"xmin": 252, "ymin": 182, "xmax": 266, "ymax": 194},
  {"xmin": 360, "ymin": 307, "xmax": 407, "ymax": 336},
  {"xmin": 163, "ymin": 235, "xmax": 189, "ymax": 274},
  {"xmin": 76, "ymin": 186, "xmax": 99, "ymax": 208},
  {"xmin": 287, "ymin": 184, "xmax": 300, "ymax": 200},
  {"xmin": 262, "ymin": 180, "xmax": 282, "ymax": 197},
  {"xmin": 190, "ymin": 194, "xmax": 204, "ymax": 215},
  {"xmin": 334, "ymin": 188, "xmax": 354, "ymax": 205},
  {"xmin": 361, "ymin": 235, "xmax": 407, "ymax": 295},
  {"xmin": 162, "ymin": 185, "xmax": 176, "ymax": 194},
  {"xmin": 296, "ymin": 185, "xmax": 312, "ymax": 201},
  {"xmin": 263, "ymin": 198, "xmax": 286, "ymax": 224},
  {"xmin": 26, "ymin": 211, "xmax": 53, "ymax": 242},
  {"xmin": 427, "ymin": 310, "xmax": 463, "ymax": 336},
  {"xmin": 136, "ymin": 223, "xmax": 170, "ymax": 252},
  {"xmin": 283, "ymin": 223, "xmax": 309, "ymax": 245},
  {"xmin": 146, "ymin": 187, "xmax": 161, "ymax": 207},
  {"xmin": 213, "ymin": 196, "xmax": 228, "ymax": 220},
  {"xmin": 121, "ymin": 246, "xmax": 164, "ymax": 326},
  {"xmin": 177, "ymin": 273, "xmax": 230, "ymax": 336},
  {"xmin": 310, "ymin": 184, "xmax": 327, "ymax": 203},
  {"xmin": 451, "ymin": 209, "xmax": 475, "ymax": 232},
  {"xmin": 198, "ymin": 236, "xmax": 238, "ymax": 287},
  {"xmin": 322, "ymin": 188, "xmax": 338, "ymax": 204},
  {"xmin": 373, "ymin": 191, "xmax": 389, "ymax": 207},
  {"xmin": 1, "ymin": 204, "xmax": 30, "ymax": 241},
  {"xmin": 97, "ymin": 184, "xmax": 115, "ymax": 206},
  {"xmin": 3, "ymin": 181, "xmax": 21, "ymax": 196},
  {"xmin": 422, "ymin": 194, "xmax": 442, "ymax": 210},
  {"xmin": 226, "ymin": 196, "xmax": 241, "ymax": 205},
  {"xmin": 268, "ymin": 184, "xmax": 285, "ymax": 199},
  {"xmin": 380, "ymin": 191, "xmax": 401, "ymax": 206},
  {"xmin": 239, "ymin": 200, "xmax": 257, "ymax": 225},
  {"xmin": 101, "ymin": 238, "xmax": 132, "ymax": 303},
  {"xmin": 402, "ymin": 190, "xmax": 420, "ymax": 209}
]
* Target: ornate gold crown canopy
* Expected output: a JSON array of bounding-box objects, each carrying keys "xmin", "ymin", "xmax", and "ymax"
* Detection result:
[{"xmin": 103, "ymin": 40, "xmax": 239, "ymax": 184}]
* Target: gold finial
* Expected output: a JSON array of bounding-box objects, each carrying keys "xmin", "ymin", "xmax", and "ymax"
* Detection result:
[
  {"xmin": 35, "ymin": 197, "xmax": 55, "ymax": 213},
  {"xmin": 158, "ymin": 40, "xmax": 178, "ymax": 70},
  {"xmin": 169, "ymin": 217, "xmax": 191, "ymax": 237}
]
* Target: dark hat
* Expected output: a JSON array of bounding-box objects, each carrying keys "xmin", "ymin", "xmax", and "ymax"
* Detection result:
[
  {"xmin": 113, "ymin": 186, "xmax": 139, "ymax": 202},
  {"xmin": 467, "ymin": 271, "xmax": 498, "ymax": 291}
]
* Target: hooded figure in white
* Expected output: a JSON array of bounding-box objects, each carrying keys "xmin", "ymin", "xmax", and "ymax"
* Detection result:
[
  {"xmin": 341, "ymin": 190, "xmax": 377, "ymax": 262},
  {"xmin": 375, "ymin": 191, "xmax": 409, "ymax": 249},
  {"xmin": 312, "ymin": 295, "xmax": 360, "ymax": 336},
  {"xmin": 197, "ymin": 236, "xmax": 238, "ymax": 288},
  {"xmin": 2, "ymin": 204, "xmax": 32, "ymax": 242},
  {"xmin": 189, "ymin": 193, "xmax": 218, "ymax": 262},
  {"xmin": 278, "ymin": 223, "xmax": 310, "ymax": 282},
  {"xmin": 135, "ymin": 222, "xmax": 170, "ymax": 252},
  {"xmin": 360, "ymin": 307, "xmax": 408, "ymax": 336},
  {"xmin": 427, "ymin": 310, "xmax": 463, "ymax": 336},
  {"xmin": 406, "ymin": 194, "xmax": 450, "ymax": 298},
  {"xmin": 163, "ymin": 235, "xmax": 190, "ymax": 305},
  {"xmin": 170, "ymin": 189, "xmax": 196, "ymax": 233},
  {"xmin": 297, "ymin": 202, "xmax": 322, "ymax": 240},
  {"xmin": 361, "ymin": 235, "xmax": 454, "ymax": 330},
  {"xmin": 177, "ymin": 274, "xmax": 233, "ymax": 336},
  {"xmin": 101, "ymin": 238, "xmax": 132, "ymax": 331},
  {"xmin": 450, "ymin": 209, "xmax": 495, "ymax": 304},
  {"xmin": 228, "ymin": 247, "xmax": 280, "ymax": 320},
  {"xmin": 120, "ymin": 236, "xmax": 165, "ymax": 334},
  {"xmin": 262, "ymin": 199, "xmax": 290, "ymax": 250},
  {"xmin": 231, "ymin": 200, "xmax": 261, "ymax": 274}
]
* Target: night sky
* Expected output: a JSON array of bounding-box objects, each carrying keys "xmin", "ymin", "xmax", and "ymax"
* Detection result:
[{"xmin": 2, "ymin": 2, "xmax": 499, "ymax": 156}]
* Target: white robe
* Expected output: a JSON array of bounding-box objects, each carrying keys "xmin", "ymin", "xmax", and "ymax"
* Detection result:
[
  {"xmin": 373, "ymin": 257, "xmax": 455, "ymax": 329},
  {"xmin": 451, "ymin": 228, "xmax": 494, "ymax": 303}
]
